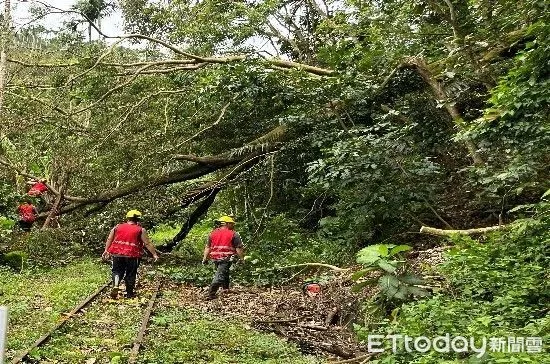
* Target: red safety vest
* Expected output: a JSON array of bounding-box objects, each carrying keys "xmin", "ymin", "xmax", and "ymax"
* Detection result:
[
  {"xmin": 209, "ymin": 227, "xmax": 236, "ymax": 261},
  {"xmin": 28, "ymin": 182, "xmax": 48, "ymax": 196},
  {"xmin": 107, "ymin": 223, "xmax": 144, "ymax": 258},
  {"xmin": 18, "ymin": 204, "xmax": 36, "ymax": 222}
]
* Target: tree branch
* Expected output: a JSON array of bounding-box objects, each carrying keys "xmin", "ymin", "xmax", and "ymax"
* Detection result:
[
  {"xmin": 419, "ymin": 225, "xmax": 506, "ymax": 236},
  {"xmin": 386, "ymin": 58, "xmax": 485, "ymax": 166},
  {"xmin": 42, "ymin": 173, "xmax": 69, "ymax": 229},
  {"xmin": 0, "ymin": 157, "xmax": 85, "ymax": 202},
  {"xmin": 271, "ymin": 263, "xmax": 350, "ymax": 272},
  {"xmin": 40, "ymin": 144, "xmax": 280, "ymax": 217},
  {"xmin": 159, "ymin": 188, "xmax": 221, "ymax": 252}
]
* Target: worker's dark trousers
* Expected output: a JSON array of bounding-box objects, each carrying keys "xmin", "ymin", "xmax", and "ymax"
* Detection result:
[
  {"xmin": 112, "ymin": 256, "xmax": 140, "ymax": 295},
  {"xmin": 208, "ymin": 260, "xmax": 232, "ymax": 297}
]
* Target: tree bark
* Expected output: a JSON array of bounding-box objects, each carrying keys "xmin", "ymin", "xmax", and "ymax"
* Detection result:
[
  {"xmin": 404, "ymin": 58, "xmax": 485, "ymax": 166},
  {"xmin": 419, "ymin": 225, "xmax": 506, "ymax": 236},
  {"xmin": 158, "ymin": 188, "xmax": 221, "ymax": 252},
  {"xmin": 42, "ymin": 174, "xmax": 68, "ymax": 229},
  {"xmin": 38, "ymin": 143, "xmax": 279, "ymax": 218}
]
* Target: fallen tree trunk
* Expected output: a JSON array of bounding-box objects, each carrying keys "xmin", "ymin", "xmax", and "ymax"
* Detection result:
[
  {"xmin": 419, "ymin": 225, "xmax": 506, "ymax": 236},
  {"xmin": 158, "ymin": 188, "xmax": 221, "ymax": 252},
  {"xmin": 37, "ymin": 144, "xmax": 278, "ymax": 218},
  {"xmin": 269, "ymin": 263, "xmax": 350, "ymax": 272}
]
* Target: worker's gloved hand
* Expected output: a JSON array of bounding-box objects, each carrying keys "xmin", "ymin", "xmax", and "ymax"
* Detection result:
[
  {"xmin": 101, "ymin": 251, "xmax": 111, "ymax": 261},
  {"xmin": 202, "ymin": 259, "xmax": 208, "ymax": 265},
  {"xmin": 152, "ymin": 254, "xmax": 159, "ymax": 262}
]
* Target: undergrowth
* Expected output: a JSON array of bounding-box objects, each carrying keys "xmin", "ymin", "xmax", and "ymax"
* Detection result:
[
  {"xmin": 356, "ymin": 198, "xmax": 550, "ymax": 363},
  {"xmin": 154, "ymin": 215, "xmax": 355, "ymax": 287},
  {"xmin": 0, "ymin": 259, "xmax": 108, "ymax": 360},
  {"xmin": 139, "ymin": 290, "xmax": 319, "ymax": 364}
]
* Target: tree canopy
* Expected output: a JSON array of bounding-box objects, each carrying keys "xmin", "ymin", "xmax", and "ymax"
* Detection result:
[{"xmin": 0, "ymin": 0, "xmax": 548, "ymax": 362}]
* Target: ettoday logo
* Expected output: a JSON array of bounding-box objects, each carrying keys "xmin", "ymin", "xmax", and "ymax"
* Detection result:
[{"xmin": 367, "ymin": 334, "xmax": 544, "ymax": 358}]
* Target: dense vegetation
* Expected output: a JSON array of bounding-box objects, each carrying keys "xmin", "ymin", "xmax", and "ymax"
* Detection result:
[{"xmin": 0, "ymin": 0, "xmax": 548, "ymax": 363}]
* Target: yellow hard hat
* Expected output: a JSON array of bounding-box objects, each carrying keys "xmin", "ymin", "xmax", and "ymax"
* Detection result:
[
  {"xmin": 126, "ymin": 209, "xmax": 143, "ymax": 219},
  {"xmin": 218, "ymin": 215, "xmax": 235, "ymax": 224}
]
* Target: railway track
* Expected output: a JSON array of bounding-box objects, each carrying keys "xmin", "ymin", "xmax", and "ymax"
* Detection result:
[{"xmin": 10, "ymin": 277, "xmax": 162, "ymax": 364}]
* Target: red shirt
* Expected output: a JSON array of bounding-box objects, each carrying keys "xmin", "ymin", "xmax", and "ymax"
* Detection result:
[
  {"xmin": 28, "ymin": 182, "xmax": 48, "ymax": 196},
  {"xmin": 18, "ymin": 203, "xmax": 37, "ymax": 222}
]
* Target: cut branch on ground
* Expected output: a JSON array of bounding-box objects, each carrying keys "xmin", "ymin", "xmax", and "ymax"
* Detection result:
[{"xmin": 419, "ymin": 225, "xmax": 506, "ymax": 236}]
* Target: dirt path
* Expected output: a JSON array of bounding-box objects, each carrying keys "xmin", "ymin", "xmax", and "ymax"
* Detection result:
[{"xmin": 158, "ymin": 281, "xmax": 367, "ymax": 361}]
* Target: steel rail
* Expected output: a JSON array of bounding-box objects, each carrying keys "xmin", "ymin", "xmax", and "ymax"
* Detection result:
[
  {"xmin": 11, "ymin": 281, "xmax": 111, "ymax": 364},
  {"xmin": 128, "ymin": 280, "xmax": 162, "ymax": 364}
]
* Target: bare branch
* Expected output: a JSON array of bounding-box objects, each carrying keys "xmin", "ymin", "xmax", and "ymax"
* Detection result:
[
  {"xmin": 71, "ymin": 63, "xmax": 156, "ymax": 116},
  {"xmin": 40, "ymin": 143, "xmax": 281, "ymax": 217},
  {"xmin": 21, "ymin": 1, "xmax": 334, "ymax": 77},
  {"xmin": 420, "ymin": 225, "xmax": 506, "ymax": 236},
  {"xmin": 306, "ymin": 0, "xmax": 328, "ymax": 18},
  {"xmin": 382, "ymin": 58, "xmax": 484, "ymax": 165},
  {"xmin": 7, "ymin": 58, "xmax": 80, "ymax": 68},
  {"xmin": 5, "ymin": 91, "xmax": 67, "ymax": 115},
  {"xmin": 170, "ymin": 96, "xmax": 236, "ymax": 151},
  {"xmin": 0, "ymin": 157, "xmax": 86, "ymax": 202},
  {"xmin": 90, "ymin": 88, "xmax": 188, "ymax": 152}
]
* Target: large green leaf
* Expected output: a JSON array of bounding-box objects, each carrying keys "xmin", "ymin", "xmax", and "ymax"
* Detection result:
[
  {"xmin": 377, "ymin": 259, "xmax": 397, "ymax": 273},
  {"xmin": 378, "ymin": 274, "xmax": 400, "ymax": 298},
  {"xmin": 356, "ymin": 244, "xmax": 390, "ymax": 265},
  {"xmin": 398, "ymin": 274, "xmax": 425, "ymax": 285},
  {"xmin": 393, "ymin": 286, "xmax": 408, "ymax": 300},
  {"xmin": 389, "ymin": 245, "xmax": 412, "ymax": 256}
]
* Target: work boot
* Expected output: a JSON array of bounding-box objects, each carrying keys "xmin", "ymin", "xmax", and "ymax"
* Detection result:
[
  {"xmin": 125, "ymin": 292, "xmax": 136, "ymax": 299},
  {"xmin": 110, "ymin": 286, "xmax": 119, "ymax": 299}
]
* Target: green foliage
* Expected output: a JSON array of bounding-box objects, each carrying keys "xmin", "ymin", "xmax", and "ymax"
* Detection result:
[
  {"xmin": 159, "ymin": 213, "xmax": 355, "ymax": 287},
  {"xmin": 142, "ymin": 291, "xmax": 318, "ymax": 364},
  {"xmin": 74, "ymin": 0, "xmax": 112, "ymax": 20},
  {"xmin": 0, "ymin": 4, "xmax": 549, "ymax": 363},
  {"xmin": 0, "ymin": 251, "xmax": 28, "ymax": 271},
  {"xmin": 307, "ymin": 124, "xmax": 443, "ymax": 244},
  {"xmin": 0, "ymin": 182, "xmax": 20, "ymax": 218},
  {"xmin": 8, "ymin": 228, "xmax": 90, "ymax": 268},
  {"xmin": 357, "ymin": 197, "xmax": 550, "ymax": 363},
  {"xmin": 0, "ymin": 216, "xmax": 15, "ymax": 241},
  {"xmin": 0, "ymin": 259, "xmax": 108, "ymax": 358},
  {"xmin": 159, "ymin": 264, "xmax": 214, "ymax": 286},
  {"xmin": 237, "ymin": 214, "xmax": 355, "ymax": 285},
  {"xmin": 150, "ymin": 223, "xmax": 179, "ymax": 246},
  {"xmin": 462, "ymin": 22, "xmax": 550, "ymax": 202},
  {"xmin": 353, "ymin": 244, "xmax": 429, "ymax": 303}
]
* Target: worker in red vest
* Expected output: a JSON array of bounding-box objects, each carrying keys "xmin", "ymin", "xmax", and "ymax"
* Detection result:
[
  {"xmin": 17, "ymin": 198, "xmax": 38, "ymax": 232},
  {"xmin": 202, "ymin": 215, "xmax": 244, "ymax": 300},
  {"xmin": 27, "ymin": 178, "xmax": 48, "ymax": 197},
  {"xmin": 102, "ymin": 210, "xmax": 159, "ymax": 299}
]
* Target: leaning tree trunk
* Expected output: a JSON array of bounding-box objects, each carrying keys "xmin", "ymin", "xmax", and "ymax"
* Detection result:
[
  {"xmin": 42, "ymin": 173, "xmax": 69, "ymax": 229},
  {"xmin": 405, "ymin": 58, "xmax": 485, "ymax": 166},
  {"xmin": 158, "ymin": 188, "xmax": 221, "ymax": 252}
]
